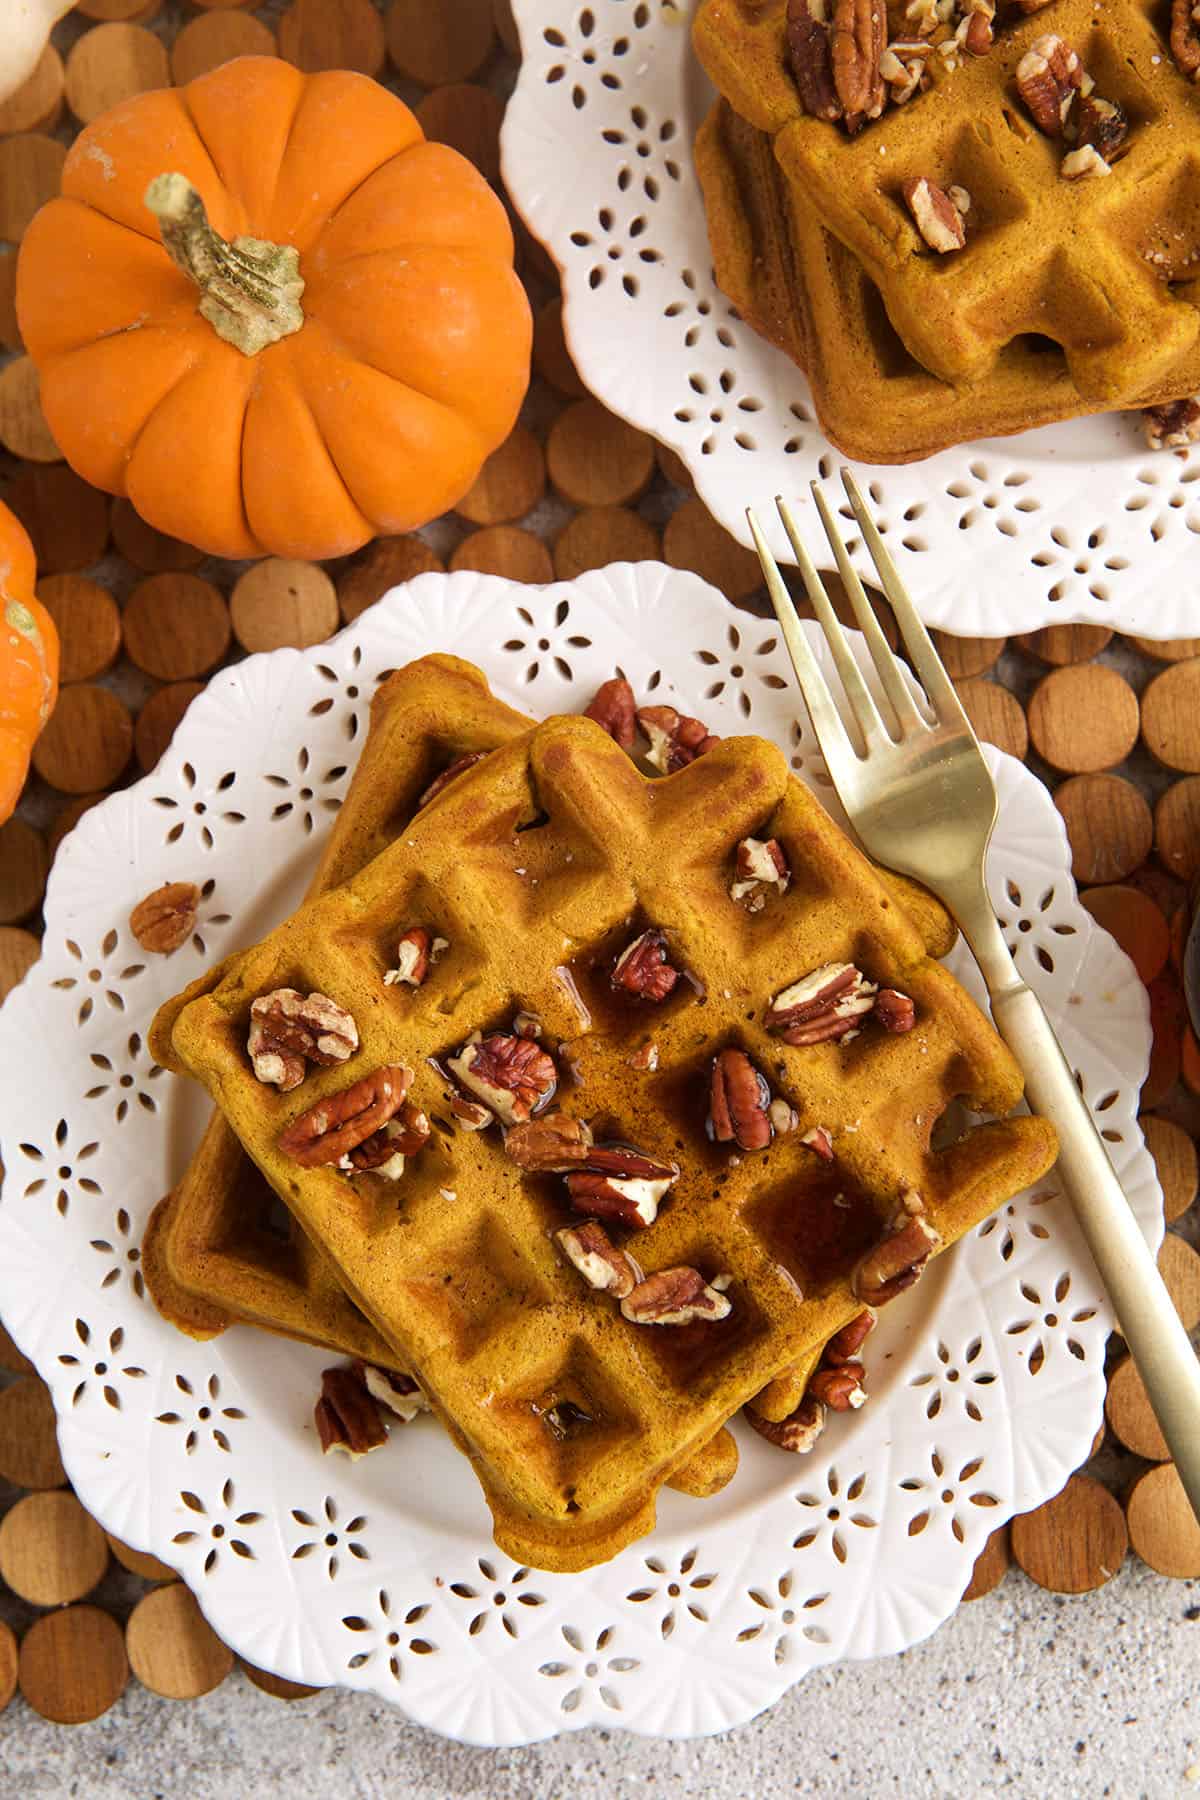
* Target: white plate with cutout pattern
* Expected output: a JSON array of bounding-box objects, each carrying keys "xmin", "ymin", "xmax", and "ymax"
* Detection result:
[{"xmin": 0, "ymin": 563, "xmax": 1158, "ymax": 1743}]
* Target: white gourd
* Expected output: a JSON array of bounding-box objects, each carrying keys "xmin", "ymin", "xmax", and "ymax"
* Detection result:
[{"xmin": 0, "ymin": 1, "xmax": 74, "ymax": 107}]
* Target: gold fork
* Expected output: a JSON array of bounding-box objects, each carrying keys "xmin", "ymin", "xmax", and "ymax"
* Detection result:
[{"xmin": 748, "ymin": 474, "xmax": 1200, "ymax": 1520}]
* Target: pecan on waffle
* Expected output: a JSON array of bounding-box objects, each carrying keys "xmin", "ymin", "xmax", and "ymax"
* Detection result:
[
  {"xmin": 694, "ymin": 0, "xmax": 1200, "ymax": 404},
  {"xmin": 156, "ymin": 684, "xmax": 1056, "ymax": 1571}
]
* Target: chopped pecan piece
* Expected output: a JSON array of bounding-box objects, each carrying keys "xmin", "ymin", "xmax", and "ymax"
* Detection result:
[
  {"xmin": 874, "ymin": 987, "xmax": 916, "ymax": 1033},
  {"xmin": 612, "ymin": 927, "xmax": 680, "ymax": 1002},
  {"xmin": 903, "ymin": 0, "xmax": 945, "ymax": 35},
  {"xmin": 446, "ymin": 1032, "xmax": 557, "ymax": 1127},
  {"xmin": 315, "ymin": 1365, "xmax": 388, "ymax": 1458},
  {"xmin": 636, "ymin": 704, "xmax": 720, "ymax": 774},
  {"xmin": 1171, "ymin": 0, "xmax": 1200, "ymax": 79},
  {"xmin": 418, "ymin": 750, "xmax": 487, "ymax": 809},
  {"xmin": 824, "ymin": 1307, "xmax": 877, "ymax": 1361},
  {"xmin": 960, "ymin": 0, "xmax": 993, "ymax": 55},
  {"xmin": 810, "ymin": 1359, "xmax": 868, "ymax": 1410},
  {"xmin": 766, "ymin": 962, "xmax": 877, "ymax": 1045},
  {"xmin": 355, "ymin": 1362, "xmax": 429, "ymax": 1423},
  {"xmin": 879, "ymin": 38, "xmax": 932, "ymax": 103},
  {"xmin": 1072, "ymin": 93, "xmax": 1128, "ymax": 164},
  {"xmin": 583, "ymin": 676, "xmax": 637, "ymax": 750},
  {"xmin": 449, "ymin": 1092, "xmax": 493, "ymax": 1131},
  {"xmin": 512, "ymin": 1010, "xmax": 542, "ymax": 1039},
  {"xmin": 852, "ymin": 1192, "xmax": 941, "ymax": 1304},
  {"xmin": 708, "ymin": 1048, "xmax": 773, "ymax": 1152},
  {"xmin": 831, "ymin": 0, "xmax": 886, "ymax": 123},
  {"xmin": 555, "ymin": 1220, "xmax": 643, "ymax": 1297},
  {"xmin": 800, "ymin": 1124, "xmax": 835, "ymax": 1161},
  {"xmin": 902, "ymin": 178, "xmax": 968, "ymax": 254},
  {"xmin": 249, "ymin": 988, "xmax": 359, "ymax": 1092},
  {"xmin": 1016, "ymin": 34, "xmax": 1084, "ymax": 137},
  {"xmin": 626, "ymin": 1041, "xmax": 660, "ymax": 1072},
  {"xmin": 341, "ymin": 1101, "xmax": 431, "ymax": 1178},
  {"xmin": 583, "ymin": 1143, "xmax": 681, "ymax": 1182},
  {"xmin": 770, "ymin": 1096, "xmax": 799, "ymax": 1135},
  {"xmin": 565, "ymin": 1168, "xmax": 674, "ymax": 1230},
  {"xmin": 384, "ymin": 927, "xmax": 447, "ymax": 988},
  {"xmin": 129, "ymin": 881, "xmax": 200, "ymax": 955},
  {"xmin": 1060, "ymin": 144, "xmax": 1110, "ymax": 180},
  {"xmin": 730, "ymin": 835, "xmax": 790, "ymax": 911},
  {"xmin": 279, "ymin": 1065, "xmax": 413, "ymax": 1168},
  {"xmin": 504, "ymin": 1111, "xmax": 594, "ymax": 1171},
  {"xmin": 1144, "ymin": 398, "xmax": 1200, "ymax": 450},
  {"xmin": 620, "ymin": 1265, "xmax": 732, "ymax": 1325},
  {"xmin": 786, "ymin": 0, "xmax": 842, "ymax": 123},
  {"xmin": 746, "ymin": 1393, "xmax": 826, "ymax": 1453}
]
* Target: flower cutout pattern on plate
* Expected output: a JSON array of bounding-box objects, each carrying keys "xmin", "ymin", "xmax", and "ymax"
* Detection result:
[
  {"xmin": 308, "ymin": 642, "xmax": 372, "ymax": 745},
  {"xmin": 909, "ymin": 1336, "xmax": 998, "ymax": 1423},
  {"xmin": 290, "ymin": 1496, "xmax": 368, "ymax": 1581},
  {"xmin": 264, "ymin": 744, "xmax": 347, "ymax": 836},
  {"xmin": 1004, "ymin": 1273, "xmax": 1099, "ymax": 1377},
  {"xmin": 499, "ymin": 596, "xmax": 596, "ymax": 687},
  {"xmin": 172, "ymin": 1478, "xmax": 262, "ymax": 1574},
  {"xmin": 341, "ymin": 1591, "xmax": 437, "ymax": 1681},
  {"xmin": 624, "ymin": 1546, "xmax": 716, "ymax": 1638},
  {"xmin": 16, "ymin": 1118, "xmax": 101, "ymax": 1219},
  {"xmin": 737, "ymin": 1572, "xmax": 831, "ymax": 1663},
  {"xmin": 899, "ymin": 1449, "xmax": 1000, "ymax": 1544},
  {"xmin": 83, "ymin": 1031, "xmax": 165, "ymax": 1125},
  {"xmin": 57, "ymin": 1320, "xmax": 145, "ymax": 1412},
  {"xmin": 149, "ymin": 760, "xmax": 243, "ymax": 851},
  {"xmin": 447, "ymin": 1557, "xmax": 546, "ymax": 1640},
  {"xmin": 155, "ymin": 1372, "xmax": 246, "ymax": 1454},
  {"xmin": 793, "ymin": 1466, "xmax": 878, "ymax": 1565},
  {"xmin": 50, "ymin": 932, "xmax": 144, "ymax": 1027},
  {"xmin": 88, "ymin": 1205, "xmax": 147, "ymax": 1300},
  {"xmin": 538, "ymin": 1624, "xmax": 639, "ymax": 1714}
]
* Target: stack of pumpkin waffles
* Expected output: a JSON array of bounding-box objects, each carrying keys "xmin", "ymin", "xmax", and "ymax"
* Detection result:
[
  {"xmin": 146, "ymin": 656, "xmax": 1057, "ymax": 1572},
  {"xmin": 692, "ymin": 0, "xmax": 1200, "ymax": 463}
]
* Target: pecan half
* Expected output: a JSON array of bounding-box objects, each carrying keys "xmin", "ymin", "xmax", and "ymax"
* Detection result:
[
  {"xmin": 384, "ymin": 927, "xmax": 447, "ymax": 988},
  {"xmin": 504, "ymin": 1111, "xmax": 594, "ymax": 1171},
  {"xmin": 1144, "ymin": 398, "xmax": 1200, "ymax": 451},
  {"xmin": 315, "ymin": 1365, "xmax": 389, "ymax": 1457},
  {"xmin": 730, "ymin": 835, "xmax": 790, "ymax": 911},
  {"xmin": 582, "ymin": 1143, "xmax": 681, "ymax": 1182},
  {"xmin": 355, "ymin": 1361, "xmax": 429, "ymax": 1423},
  {"xmin": 418, "ymin": 750, "xmax": 487, "ymax": 809},
  {"xmin": 612, "ymin": 928, "xmax": 680, "ymax": 1002},
  {"xmin": 555, "ymin": 1220, "xmax": 643, "ymax": 1297},
  {"xmin": 636, "ymin": 704, "xmax": 720, "ymax": 774},
  {"xmin": 279, "ymin": 1065, "xmax": 413, "ymax": 1168},
  {"xmin": 446, "ymin": 1033, "xmax": 557, "ymax": 1127},
  {"xmin": 824, "ymin": 1307, "xmax": 877, "ymax": 1361},
  {"xmin": 249, "ymin": 989, "xmax": 359, "ymax": 1092},
  {"xmin": 708, "ymin": 1048, "xmax": 773, "ymax": 1152},
  {"xmin": 1171, "ymin": 0, "xmax": 1200, "ymax": 79},
  {"xmin": 746, "ymin": 1393, "xmax": 826, "ymax": 1453},
  {"xmin": 800, "ymin": 1124, "xmax": 835, "ymax": 1161},
  {"xmin": 831, "ymin": 0, "xmax": 886, "ymax": 123},
  {"xmin": 1073, "ymin": 93, "xmax": 1128, "ymax": 164},
  {"xmin": 583, "ymin": 676, "xmax": 637, "ymax": 750},
  {"xmin": 1016, "ymin": 34, "xmax": 1083, "ymax": 137},
  {"xmin": 129, "ymin": 881, "xmax": 200, "ymax": 955},
  {"xmin": 565, "ymin": 1168, "xmax": 674, "ymax": 1230},
  {"xmin": 342, "ymin": 1101, "xmax": 431, "ymax": 1177},
  {"xmin": 960, "ymin": 0, "xmax": 993, "ymax": 55},
  {"xmin": 874, "ymin": 987, "xmax": 916, "ymax": 1033},
  {"xmin": 786, "ymin": 0, "xmax": 842, "ymax": 123},
  {"xmin": 766, "ymin": 962, "xmax": 877, "ymax": 1045},
  {"xmin": 810, "ymin": 1359, "xmax": 868, "ymax": 1409},
  {"xmin": 902, "ymin": 177, "xmax": 968, "ymax": 254},
  {"xmin": 851, "ymin": 1192, "xmax": 941, "ymax": 1304},
  {"xmin": 620, "ymin": 1265, "xmax": 732, "ymax": 1325}
]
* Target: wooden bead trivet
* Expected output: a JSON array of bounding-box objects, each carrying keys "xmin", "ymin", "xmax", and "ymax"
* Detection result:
[
  {"xmin": 31, "ymin": 682, "xmax": 133, "ymax": 795},
  {"xmin": 185, "ymin": 0, "xmax": 256, "ymax": 11},
  {"xmin": 657, "ymin": 441, "xmax": 694, "ymax": 490},
  {"xmin": 5, "ymin": 466, "xmax": 110, "ymax": 574},
  {"xmin": 123, "ymin": 574, "xmax": 232, "ymax": 682},
  {"xmin": 0, "ymin": 1623, "xmax": 16, "ymax": 1717},
  {"xmin": 337, "ymin": 535, "xmax": 444, "ymax": 625},
  {"xmin": 63, "ymin": 23, "xmax": 170, "ymax": 125},
  {"xmin": 170, "ymin": 11, "xmax": 277, "ymax": 86},
  {"xmin": 0, "ymin": 816, "xmax": 48, "ymax": 924},
  {"xmin": 547, "ymin": 399, "xmax": 657, "ymax": 509},
  {"xmin": 663, "ymin": 496, "xmax": 765, "ymax": 602},
  {"xmin": 47, "ymin": 793, "xmax": 106, "ymax": 863},
  {"xmin": 1143, "ymin": 976, "xmax": 1185, "ymax": 1110},
  {"xmin": 449, "ymin": 524, "xmax": 554, "ymax": 583},
  {"xmin": 19, "ymin": 1606, "xmax": 128, "ymax": 1724},
  {"xmin": 105, "ymin": 1533, "xmax": 176, "ymax": 1584},
  {"xmin": 37, "ymin": 575, "xmax": 122, "ymax": 685},
  {"xmin": 0, "ymin": 1491, "xmax": 109, "ymax": 1606},
  {"xmin": 932, "ymin": 633, "xmax": 1005, "ymax": 680},
  {"xmin": 416, "ymin": 83, "xmax": 505, "ymax": 188},
  {"xmin": 1010, "ymin": 1474, "xmax": 1128, "ymax": 1593},
  {"xmin": 0, "ymin": 927, "xmax": 40, "ymax": 1002},
  {"xmin": 0, "ymin": 1376, "xmax": 66, "ymax": 1489},
  {"xmin": 1139, "ymin": 1114, "xmax": 1197, "ymax": 1224},
  {"xmin": 0, "ymin": 45, "xmax": 65, "ymax": 137},
  {"xmin": 76, "ymin": 0, "xmax": 163, "ymax": 18},
  {"xmin": 1125, "ymin": 1463, "xmax": 1200, "ymax": 1578},
  {"xmin": 1142, "ymin": 661, "xmax": 1200, "ymax": 774},
  {"xmin": 0, "ymin": 133, "xmax": 67, "ymax": 242},
  {"xmin": 0, "ymin": 356, "xmax": 61, "ymax": 462},
  {"xmin": 553, "ymin": 505, "xmax": 659, "ymax": 580},
  {"xmin": 1105, "ymin": 1353, "xmax": 1170, "ymax": 1462},
  {"xmin": 953, "ymin": 678, "xmax": 1028, "ymax": 760},
  {"xmin": 109, "ymin": 497, "xmax": 204, "ymax": 574},
  {"xmin": 0, "ymin": 1319, "xmax": 34, "ymax": 1375},
  {"xmin": 1027, "ymin": 665, "xmax": 1139, "ymax": 773},
  {"xmin": 230, "ymin": 559, "xmax": 339, "ymax": 654},
  {"xmin": 126, "ymin": 1584, "xmax": 234, "ymax": 1700},
  {"xmin": 1080, "ymin": 884, "xmax": 1169, "ymax": 986},
  {"xmin": 0, "ymin": 250, "xmax": 21, "ymax": 354},
  {"xmin": 493, "ymin": 0, "xmax": 520, "ymax": 56},
  {"xmin": 1014, "ymin": 624, "xmax": 1113, "ymax": 665},
  {"xmin": 385, "ymin": 0, "xmax": 496, "ymax": 85},
  {"xmin": 455, "ymin": 425, "xmax": 545, "ymax": 526},
  {"xmin": 241, "ymin": 1660, "xmax": 321, "ymax": 1702},
  {"xmin": 961, "ymin": 1524, "xmax": 1010, "ymax": 1601},
  {"xmin": 793, "ymin": 571, "xmax": 899, "ymax": 651},
  {"xmin": 1129, "ymin": 635, "xmax": 1200, "ymax": 663},
  {"xmin": 134, "ymin": 681, "xmax": 205, "ymax": 774},
  {"xmin": 1154, "ymin": 776, "xmax": 1200, "ymax": 882},
  {"xmin": 1054, "ymin": 775, "xmax": 1152, "ymax": 886},
  {"xmin": 278, "ymin": 0, "xmax": 386, "ymax": 77},
  {"xmin": 533, "ymin": 298, "xmax": 588, "ymax": 400},
  {"xmin": 1158, "ymin": 1232, "xmax": 1200, "ymax": 1332}
]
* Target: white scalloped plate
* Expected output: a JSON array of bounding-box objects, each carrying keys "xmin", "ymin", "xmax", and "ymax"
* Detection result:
[
  {"xmin": 501, "ymin": 0, "xmax": 1200, "ymax": 637},
  {"xmin": 0, "ymin": 563, "xmax": 1158, "ymax": 1744}
]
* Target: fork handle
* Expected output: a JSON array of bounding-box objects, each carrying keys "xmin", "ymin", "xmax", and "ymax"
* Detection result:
[{"xmin": 989, "ymin": 977, "xmax": 1200, "ymax": 1521}]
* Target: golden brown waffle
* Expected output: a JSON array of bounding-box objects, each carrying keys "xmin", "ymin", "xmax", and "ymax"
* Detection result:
[
  {"xmin": 694, "ymin": 0, "xmax": 1200, "ymax": 404},
  {"xmin": 695, "ymin": 97, "xmax": 1200, "ymax": 463},
  {"xmin": 156, "ymin": 680, "xmax": 1057, "ymax": 1571}
]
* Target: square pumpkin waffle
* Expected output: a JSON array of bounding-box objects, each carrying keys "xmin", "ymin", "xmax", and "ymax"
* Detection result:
[
  {"xmin": 153, "ymin": 674, "xmax": 1057, "ymax": 1571},
  {"xmin": 694, "ymin": 0, "xmax": 1200, "ymax": 405},
  {"xmin": 695, "ymin": 97, "xmax": 1200, "ymax": 462}
]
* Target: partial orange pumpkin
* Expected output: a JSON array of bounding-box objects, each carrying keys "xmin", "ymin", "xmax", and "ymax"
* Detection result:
[
  {"xmin": 0, "ymin": 499, "xmax": 59, "ymax": 825},
  {"xmin": 16, "ymin": 56, "xmax": 532, "ymax": 561}
]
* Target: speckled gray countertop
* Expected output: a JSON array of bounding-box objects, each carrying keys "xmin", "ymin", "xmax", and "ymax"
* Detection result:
[{"xmin": 3, "ymin": 1560, "xmax": 1197, "ymax": 1799}]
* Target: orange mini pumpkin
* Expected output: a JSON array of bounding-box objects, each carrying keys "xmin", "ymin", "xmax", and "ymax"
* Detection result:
[
  {"xmin": 0, "ymin": 499, "xmax": 59, "ymax": 825},
  {"xmin": 16, "ymin": 56, "xmax": 532, "ymax": 561}
]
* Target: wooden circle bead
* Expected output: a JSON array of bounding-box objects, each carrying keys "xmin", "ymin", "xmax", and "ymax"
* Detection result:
[
  {"xmin": 0, "ymin": 1376, "xmax": 66, "ymax": 1488},
  {"xmin": 123, "ymin": 573, "xmax": 231, "ymax": 681},
  {"xmin": 171, "ymin": 10, "xmax": 277, "ymax": 84},
  {"xmin": 1080, "ymin": 884, "xmax": 1169, "ymax": 986},
  {"xmin": 1028, "ymin": 666, "xmax": 1139, "ymax": 773},
  {"xmin": 533, "ymin": 298, "xmax": 587, "ymax": 400},
  {"xmin": 278, "ymin": 0, "xmax": 385, "ymax": 75},
  {"xmin": 1105, "ymin": 1353, "xmax": 1170, "ymax": 1462},
  {"xmin": 493, "ymin": 0, "xmax": 520, "ymax": 55},
  {"xmin": 0, "ymin": 355, "xmax": 61, "ymax": 462},
  {"xmin": 932, "ymin": 633, "xmax": 1006, "ymax": 680},
  {"xmin": 0, "ymin": 927, "xmax": 37, "ymax": 1003},
  {"xmin": 0, "ymin": 1491, "xmax": 109, "ymax": 1606},
  {"xmin": 32, "ymin": 682, "xmax": 133, "ymax": 794},
  {"xmin": 0, "ymin": 133, "xmax": 67, "ymax": 241},
  {"xmin": 1014, "ymin": 624, "xmax": 1112, "ymax": 665},
  {"xmin": 337, "ymin": 535, "xmax": 443, "ymax": 625},
  {"xmin": 37, "ymin": 575, "xmax": 121, "ymax": 684},
  {"xmin": 241, "ymin": 1660, "xmax": 321, "ymax": 1701},
  {"xmin": 19, "ymin": 1605, "xmax": 128, "ymax": 1724},
  {"xmin": 961, "ymin": 1523, "xmax": 1010, "ymax": 1601},
  {"xmin": 1054, "ymin": 775, "xmax": 1153, "ymax": 886},
  {"xmin": 385, "ymin": 0, "xmax": 496, "ymax": 84},
  {"xmin": 64, "ymin": 23, "xmax": 170, "ymax": 125},
  {"xmin": 231, "ymin": 559, "xmax": 338, "ymax": 653},
  {"xmin": 1155, "ymin": 777, "xmax": 1200, "ymax": 883},
  {"xmin": 456, "ymin": 425, "xmax": 545, "ymax": 526},
  {"xmin": 416, "ymin": 83, "xmax": 504, "ymax": 188},
  {"xmin": 48, "ymin": 793, "xmax": 106, "ymax": 862},
  {"xmin": 1011, "ymin": 1474, "xmax": 1128, "ymax": 1593},
  {"xmin": 1139, "ymin": 1114, "xmax": 1197, "ymax": 1224},
  {"xmin": 664, "ymin": 497, "xmax": 765, "ymax": 602},
  {"xmin": 1159, "ymin": 1231, "xmax": 1200, "ymax": 1331},
  {"xmin": 1143, "ymin": 661, "xmax": 1200, "ymax": 773},
  {"xmin": 554, "ymin": 505, "xmax": 659, "ymax": 580},
  {"xmin": 1130, "ymin": 635, "xmax": 1200, "ymax": 662},
  {"xmin": 110, "ymin": 497, "xmax": 204, "ymax": 573},
  {"xmin": 105, "ymin": 1533, "xmax": 176, "ymax": 1583},
  {"xmin": 77, "ymin": 0, "xmax": 163, "ymax": 17},
  {"xmin": 0, "ymin": 1317, "xmax": 34, "ymax": 1374},
  {"xmin": 1126, "ymin": 1462, "xmax": 1200, "ymax": 1578},
  {"xmin": 953, "ymin": 678, "xmax": 1028, "ymax": 760},
  {"xmin": 135, "ymin": 681, "xmax": 204, "ymax": 774},
  {"xmin": 6, "ymin": 466, "xmax": 109, "ymax": 574},
  {"xmin": 126, "ymin": 1583, "xmax": 235, "ymax": 1699},
  {"xmin": 449, "ymin": 525, "xmax": 553, "ymax": 584},
  {"xmin": 0, "ymin": 816, "xmax": 48, "ymax": 924},
  {"xmin": 657, "ymin": 441, "xmax": 694, "ymax": 489},
  {"xmin": 1144, "ymin": 975, "xmax": 1185, "ymax": 1108},
  {"xmin": 186, "ymin": 0, "xmax": 256, "ymax": 10},
  {"xmin": 548, "ymin": 400, "xmax": 656, "ymax": 509},
  {"xmin": 0, "ymin": 44, "xmax": 65, "ymax": 136},
  {"xmin": 0, "ymin": 1622, "xmax": 15, "ymax": 1718},
  {"xmin": 0, "ymin": 249, "xmax": 21, "ymax": 353}
]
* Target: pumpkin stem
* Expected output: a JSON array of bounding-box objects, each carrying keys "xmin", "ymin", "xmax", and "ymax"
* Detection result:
[{"xmin": 144, "ymin": 172, "xmax": 305, "ymax": 357}]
